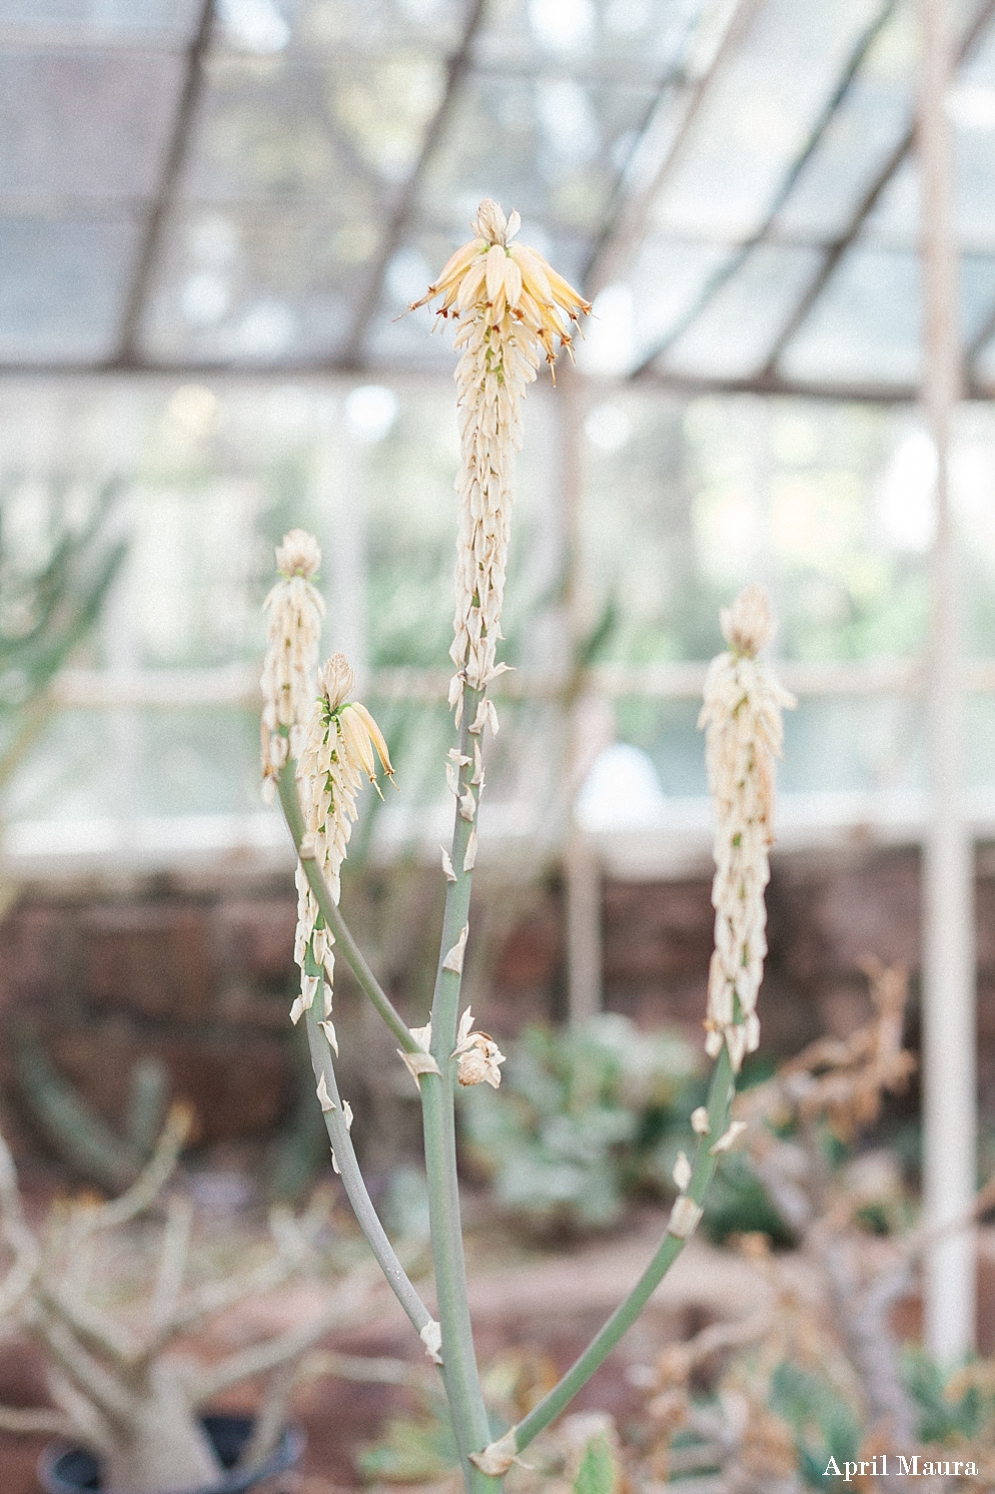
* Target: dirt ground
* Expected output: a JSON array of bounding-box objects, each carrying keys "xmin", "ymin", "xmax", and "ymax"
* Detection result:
[
  {"xmin": 8, "ymin": 1216, "xmax": 995, "ymax": 1494},
  {"xmin": 0, "ymin": 1215, "xmax": 768, "ymax": 1493}
]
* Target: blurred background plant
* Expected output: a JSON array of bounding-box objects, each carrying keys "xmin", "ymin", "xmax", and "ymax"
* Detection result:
[
  {"xmin": 459, "ymin": 1015, "xmax": 703, "ymax": 1237},
  {"xmin": 0, "ymin": 477, "xmax": 126, "ymax": 828},
  {"xmin": 0, "ymin": 1103, "xmax": 433, "ymax": 1491}
]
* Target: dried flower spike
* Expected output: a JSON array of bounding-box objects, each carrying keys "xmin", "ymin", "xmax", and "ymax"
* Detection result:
[
  {"xmin": 699, "ymin": 585, "xmax": 794, "ymax": 1073},
  {"xmin": 410, "ymin": 199, "xmax": 590, "ymax": 709}
]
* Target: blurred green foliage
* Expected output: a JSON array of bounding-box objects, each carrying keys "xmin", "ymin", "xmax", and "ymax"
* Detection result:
[
  {"xmin": 0, "ymin": 481, "xmax": 125, "ymax": 704},
  {"xmin": 573, "ymin": 1434, "xmax": 618, "ymax": 1494},
  {"xmin": 459, "ymin": 1014, "xmax": 703, "ymax": 1235},
  {"xmin": 0, "ymin": 479, "xmax": 126, "ymax": 788},
  {"xmin": 767, "ymin": 1360, "xmax": 863, "ymax": 1488},
  {"xmin": 357, "ymin": 1391, "xmax": 459, "ymax": 1484},
  {"xmin": 904, "ymin": 1350, "xmax": 993, "ymax": 1445}
]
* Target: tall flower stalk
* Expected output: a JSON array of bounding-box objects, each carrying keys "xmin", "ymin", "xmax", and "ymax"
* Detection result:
[
  {"xmin": 699, "ymin": 584, "xmax": 796, "ymax": 1073},
  {"xmin": 262, "ymin": 203, "xmax": 793, "ymax": 1493}
]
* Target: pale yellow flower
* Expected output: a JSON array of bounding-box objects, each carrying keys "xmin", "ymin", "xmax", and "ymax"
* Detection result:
[
  {"xmin": 292, "ymin": 652, "xmax": 393, "ymax": 1025},
  {"xmin": 410, "ymin": 199, "xmax": 590, "ymax": 710},
  {"xmin": 698, "ymin": 585, "xmax": 795, "ymax": 1073}
]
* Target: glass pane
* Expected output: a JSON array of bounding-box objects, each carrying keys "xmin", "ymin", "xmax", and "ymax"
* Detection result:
[
  {"xmin": 0, "ymin": 49, "xmax": 184, "ymax": 199},
  {"xmin": 774, "ymin": 6, "xmax": 915, "ymax": 241},
  {"xmin": 0, "ymin": 0, "xmax": 201, "ymax": 45},
  {"xmin": 141, "ymin": 206, "xmax": 381, "ymax": 363},
  {"xmin": 614, "ymin": 694, "xmax": 928, "ymax": 797},
  {"xmin": 649, "ymin": 0, "xmax": 889, "ymax": 241},
  {"xmin": 655, "ymin": 244, "xmax": 823, "ymax": 381},
  {"xmin": 472, "ymin": 0, "xmax": 711, "ymax": 79},
  {"xmin": 419, "ymin": 70, "xmax": 654, "ymax": 236},
  {"xmin": 779, "ymin": 244, "xmax": 995, "ymax": 389},
  {"xmin": 182, "ymin": 52, "xmax": 445, "ymax": 202},
  {"xmin": 593, "ymin": 238, "xmax": 736, "ymax": 373},
  {"xmin": 0, "ymin": 216, "xmax": 138, "ymax": 361},
  {"xmin": 3, "ymin": 706, "xmax": 262, "ymax": 823},
  {"xmin": 276, "ymin": 0, "xmax": 468, "ymax": 54},
  {"xmin": 866, "ymin": 133, "xmax": 995, "ymax": 252}
]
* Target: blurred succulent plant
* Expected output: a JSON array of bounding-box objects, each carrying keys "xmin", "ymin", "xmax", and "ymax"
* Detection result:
[
  {"xmin": 459, "ymin": 1014, "xmax": 703, "ymax": 1236},
  {"xmin": 0, "ymin": 477, "xmax": 127, "ymax": 791}
]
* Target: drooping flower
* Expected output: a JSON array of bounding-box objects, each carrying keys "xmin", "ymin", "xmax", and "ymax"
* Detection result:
[
  {"xmin": 260, "ymin": 529, "xmax": 324, "ymax": 797},
  {"xmin": 698, "ymin": 584, "xmax": 795, "ymax": 1073},
  {"xmin": 291, "ymin": 653, "xmax": 393, "ymax": 1026},
  {"xmin": 410, "ymin": 200, "xmax": 590, "ymax": 715}
]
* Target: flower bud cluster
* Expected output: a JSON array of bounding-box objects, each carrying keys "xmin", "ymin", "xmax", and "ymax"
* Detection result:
[
  {"xmin": 293, "ymin": 653, "xmax": 393, "ymax": 1027},
  {"xmin": 260, "ymin": 529, "xmax": 324, "ymax": 795},
  {"xmin": 698, "ymin": 585, "xmax": 794, "ymax": 1072},
  {"xmin": 410, "ymin": 200, "xmax": 590, "ymax": 713}
]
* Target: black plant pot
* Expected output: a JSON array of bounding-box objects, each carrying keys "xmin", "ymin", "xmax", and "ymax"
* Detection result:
[{"xmin": 38, "ymin": 1414, "xmax": 305, "ymax": 1494}]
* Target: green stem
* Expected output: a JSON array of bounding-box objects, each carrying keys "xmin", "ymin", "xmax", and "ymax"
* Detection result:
[
  {"xmin": 509, "ymin": 1046, "xmax": 736, "ymax": 1454},
  {"xmin": 419, "ymin": 683, "xmax": 496, "ymax": 1491},
  {"xmin": 302, "ymin": 1004, "xmax": 435, "ymax": 1338},
  {"xmin": 276, "ymin": 766, "xmax": 419, "ymax": 1054},
  {"xmin": 275, "ymin": 763, "xmax": 434, "ymax": 1337}
]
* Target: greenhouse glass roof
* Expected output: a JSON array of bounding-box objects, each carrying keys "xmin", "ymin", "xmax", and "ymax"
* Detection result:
[{"xmin": 4, "ymin": 0, "xmax": 995, "ymax": 398}]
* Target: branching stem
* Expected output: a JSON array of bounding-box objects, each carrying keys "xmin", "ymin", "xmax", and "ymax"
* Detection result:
[
  {"xmin": 510, "ymin": 1047, "xmax": 736, "ymax": 1454},
  {"xmin": 277, "ymin": 765, "xmax": 418, "ymax": 1053},
  {"xmin": 275, "ymin": 762, "xmax": 434, "ymax": 1340},
  {"xmin": 419, "ymin": 683, "xmax": 497, "ymax": 1491}
]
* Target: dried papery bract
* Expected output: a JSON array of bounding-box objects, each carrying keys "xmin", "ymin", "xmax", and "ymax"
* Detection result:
[
  {"xmin": 410, "ymin": 198, "xmax": 590, "ymax": 715},
  {"xmin": 292, "ymin": 651, "xmax": 393, "ymax": 1026},
  {"xmin": 452, "ymin": 1006, "xmax": 506, "ymax": 1089},
  {"xmin": 260, "ymin": 528, "xmax": 324, "ymax": 796},
  {"xmin": 698, "ymin": 584, "xmax": 795, "ymax": 1072}
]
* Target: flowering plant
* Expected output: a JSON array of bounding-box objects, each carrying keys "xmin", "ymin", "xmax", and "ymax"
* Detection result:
[{"xmin": 262, "ymin": 200, "xmax": 793, "ymax": 1491}]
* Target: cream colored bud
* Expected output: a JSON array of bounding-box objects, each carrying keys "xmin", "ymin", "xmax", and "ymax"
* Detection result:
[
  {"xmin": 691, "ymin": 1106, "xmax": 710, "ymax": 1136},
  {"xmin": 720, "ymin": 583, "xmax": 773, "ymax": 658},
  {"xmin": 667, "ymin": 1195, "xmax": 703, "ymax": 1240},
  {"xmin": 319, "ymin": 652, "xmax": 355, "ymax": 710},
  {"xmin": 420, "ymin": 1320, "xmax": 443, "ymax": 1365},
  {"xmin": 710, "ymin": 1120, "xmax": 748, "ymax": 1155},
  {"xmin": 275, "ymin": 529, "xmax": 321, "ymax": 578},
  {"xmin": 672, "ymin": 1151, "xmax": 692, "ymax": 1193},
  {"xmin": 472, "ymin": 198, "xmax": 509, "ymax": 245}
]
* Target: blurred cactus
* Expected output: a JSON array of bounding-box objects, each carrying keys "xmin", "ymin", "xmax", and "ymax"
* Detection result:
[
  {"xmin": 14, "ymin": 1031, "xmax": 170, "ymax": 1193},
  {"xmin": 0, "ymin": 477, "xmax": 127, "ymax": 790},
  {"xmin": 0, "ymin": 1109, "xmax": 395, "ymax": 1491}
]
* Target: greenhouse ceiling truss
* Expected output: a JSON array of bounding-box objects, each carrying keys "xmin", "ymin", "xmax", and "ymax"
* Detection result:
[{"xmin": 3, "ymin": 0, "xmax": 995, "ymax": 399}]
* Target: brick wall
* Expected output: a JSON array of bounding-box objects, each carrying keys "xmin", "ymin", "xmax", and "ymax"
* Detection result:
[{"xmin": 2, "ymin": 845, "xmax": 994, "ymax": 1166}]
